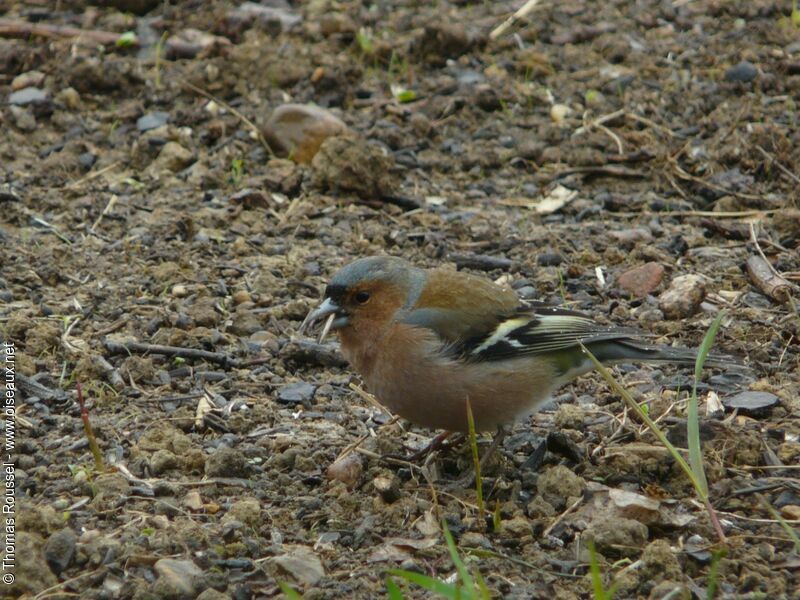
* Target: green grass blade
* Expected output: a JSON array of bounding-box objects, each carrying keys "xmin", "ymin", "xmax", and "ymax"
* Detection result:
[
  {"xmin": 465, "ymin": 398, "xmax": 484, "ymax": 518},
  {"xmin": 588, "ymin": 541, "xmax": 609, "ymax": 600},
  {"xmin": 443, "ymin": 521, "xmax": 476, "ymax": 595},
  {"xmin": 705, "ymin": 550, "xmax": 725, "ymax": 600},
  {"xmin": 581, "ymin": 344, "xmax": 707, "ymax": 501},
  {"xmin": 279, "ymin": 583, "xmax": 303, "ymax": 599},
  {"xmin": 386, "ymin": 577, "xmax": 405, "ymax": 600},
  {"xmin": 759, "ymin": 495, "xmax": 800, "ymax": 552},
  {"xmin": 387, "ymin": 570, "xmax": 459, "ymax": 598},
  {"xmin": 689, "ymin": 312, "xmax": 725, "ymax": 498}
]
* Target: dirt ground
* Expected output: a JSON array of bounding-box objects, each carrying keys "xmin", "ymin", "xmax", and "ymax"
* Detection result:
[{"xmin": 2, "ymin": 0, "xmax": 800, "ymax": 598}]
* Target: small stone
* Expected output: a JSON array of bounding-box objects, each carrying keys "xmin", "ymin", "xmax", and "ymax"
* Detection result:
[
  {"xmin": 722, "ymin": 391, "xmax": 779, "ymax": 416},
  {"xmin": 56, "ymin": 87, "xmax": 81, "ymax": 110},
  {"xmin": 137, "ymin": 111, "xmax": 170, "ymax": 132},
  {"xmin": 229, "ymin": 308, "xmax": 262, "ymax": 336},
  {"xmin": 658, "ymin": 274, "xmax": 706, "ymax": 319},
  {"xmin": 414, "ymin": 22, "xmax": 473, "ymax": 65},
  {"xmin": 78, "ymin": 152, "xmax": 97, "ymax": 170},
  {"xmin": 780, "ymin": 505, "xmax": 800, "ymax": 520},
  {"xmin": 553, "ymin": 404, "xmax": 585, "ymax": 429},
  {"xmin": 725, "ymin": 60, "xmax": 758, "ymax": 83},
  {"xmin": 474, "ymin": 84, "xmax": 501, "ymax": 111},
  {"xmin": 11, "ymin": 70, "xmax": 45, "ymax": 90},
  {"xmin": 537, "ymin": 464, "xmax": 586, "ymax": 506},
  {"xmin": 223, "ymin": 499, "xmax": 262, "ymax": 526},
  {"xmin": 610, "ymin": 227, "xmax": 653, "ymax": 249},
  {"xmin": 502, "ymin": 515, "xmax": 532, "ymax": 537},
  {"xmin": 171, "ymin": 284, "xmax": 188, "ymax": 298},
  {"xmin": 154, "ymin": 558, "xmax": 207, "ymax": 600},
  {"xmin": 183, "ymin": 490, "xmax": 204, "ymax": 511},
  {"xmin": 312, "ymin": 135, "xmax": 394, "ymax": 199},
  {"xmin": 585, "ymin": 517, "xmax": 649, "ymax": 557},
  {"xmin": 150, "ymin": 142, "xmax": 194, "ymax": 173},
  {"xmin": 150, "ymin": 449, "xmax": 179, "ymax": 475},
  {"xmin": 326, "ymin": 454, "xmax": 363, "ymax": 488},
  {"xmin": 229, "ymin": 188, "xmax": 270, "ymax": 209},
  {"xmin": 205, "ymin": 447, "xmax": 249, "ymax": 478},
  {"xmin": 550, "ymin": 103, "xmax": 572, "ymax": 123},
  {"xmin": 44, "ymin": 528, "xmax": 77, "ymax": 576},
  {"xmin": 263, "ymin": 104, "xmax": 349, "ymax": 164},
  {"xmin": 373, "ymin": 476, "xmax": 401, "ymax": 503},
  {"xmin": 232, "ymin": 290, "xmax": 251, "ymax": 305},
  {"xmin": 617, "ymin": 262, "xmax": 665, "ymax": 297},
  {"xmin": 10, "ymin": 105, "xmax": 36, "ymax": 131},
  {"xmin": 277, "ymin": 382, "xmax": 316, "ymax": 407},
  {"xmin": 8, "ymin": 87, "xmax": 48, "ymax": 106},
  {"xmin": 537, "ymin": 252, "xmax": 563, "ymax": 266},
  {"xmin": 272, "ymin": 545, "xmax": 326, "ymax": 585},
  {"xmin": 640, "ymin": 539, "xmax": 682, "ymax": 583}
]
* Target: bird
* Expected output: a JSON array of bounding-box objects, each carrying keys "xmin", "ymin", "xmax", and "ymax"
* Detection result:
[{"xmin": 300, "ymin": 255, "xmax": 735, "ymax": 434}]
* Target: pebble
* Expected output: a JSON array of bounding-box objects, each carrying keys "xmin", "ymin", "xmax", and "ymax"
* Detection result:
[
  {"xmin": 44, "ymin": 528, "xmax": 76, "ymax": 576},
  {"xmin": 373, "ymin": 476, "xmax": 401, "ymax": 503},
  {"xmin": 550, "ymin": 103, "xmax": 572, "ymax": 123},
  {"xmin": 150, "ymin": 142, "xmax": 194, "ymax": 173},
  {"xmin": 78, "ymin": 152, "xmax": 97, "ymax": 170},
  {"xmin": 11, "ymin": 70, "xmax": 45, "ymax": 91},
  {"xmin": 55, "ymin": 87, "xmax": 81, "ymax": 109},
  {"xmin": 722, "ymin": 391, "xmax": 779, "ymax": 416},
  {"xmin": 205, "ymin": 447, "xmax": 249, "ymax": 478},
  {"xmin": 780, "ymin": 505, "xmax": 800, "ymax": 520},
  {"xmin": 326, "ymin": 453, "xmax": 363, "ymax": 488},
  {"xmin": 277, "ymin": 382, "xmax": 316, "ymax": 407},
  {"xmin": 137, "ymin": 111, "xmax": 170, "ymax": 132},
  {"xmin": 617, "ymin": 262, "xmax": 665, "ymax": 297},
  {"xmin": 586, "ymin": 516, "xmax": 649, "ymax": 557},
  {"xmin": 272, "ymin": 545, "xmax": 326, "ymax": 585},
  {"xmin": 537, "ymin": 465, "xmax": 585, "ymax": 506},
  {"xmin": 154, "ymin": 558, "xmax": 208, "ymax": 600},
  {"xmin": 263, "ymin": 104, "xmax": 348, "ymax": 164},
  {"xmin": 474, "ymin": 84, "xmax": 501, "ymax": 111},
  {"xmin": 223, "ymin": 499, "xmax": 262, "ymax": 526},
  {"xmin": 725, "ymin": 60, "xmax": 758, "ymax": 83},
  {"xmin": 10, "ymin": 106, "xmax": 36, "ymax": 131},
  {"xmin": 8, "ymin": 87, "xmax": 48, "ymax": 106},
  {"xmin": 658, "ymin": 274, "xmax": 705, "ymax": 319},
  {"xmin": 311, "ymin": 135, "xmax": 393, "ymax": 199}
]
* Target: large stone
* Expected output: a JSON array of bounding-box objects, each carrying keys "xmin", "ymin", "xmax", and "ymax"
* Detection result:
[
  {"xmin": 263, "ymin": 104, "xmax": 348, "ymax": 164},
  {"xmin": 617, "ymin": 262, "xmax": 665, "ymax": 297},
  {"xmin": 311, "ymin": 135, "xmax": 393, "ymax": 199},
  {"xmin": 658, "ymin": 274, "xmax": 705, "ymax": 319},
  {"xmin": 153, "ymin": 558, "xmax": 208, "ymax": 600}
]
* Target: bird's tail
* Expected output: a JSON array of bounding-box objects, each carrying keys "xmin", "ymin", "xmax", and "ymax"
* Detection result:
[{"xmin": 585, "ymin": 339, "xmax": 740, "ymax": 370}]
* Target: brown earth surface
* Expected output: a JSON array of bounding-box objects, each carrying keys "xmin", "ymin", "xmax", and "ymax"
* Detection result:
[{"xmin": 2, "ymin": 0, "xmax": 800, "ymax": 598}]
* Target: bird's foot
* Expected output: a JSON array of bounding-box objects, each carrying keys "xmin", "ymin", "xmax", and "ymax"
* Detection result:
[{"xmin": 382, "ymin": 430, "xmax": 459, "ymax": 463}]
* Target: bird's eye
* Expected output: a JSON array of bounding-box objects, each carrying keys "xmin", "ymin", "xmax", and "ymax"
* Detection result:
[{"xmin": 354, "ymin": 291, "xmax": 371, "ymax": 304}]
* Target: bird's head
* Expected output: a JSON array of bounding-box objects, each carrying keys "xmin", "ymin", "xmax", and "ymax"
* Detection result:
[{"xmin": 300, "ymin": 256, "xmax": 425, "ymax": 342}]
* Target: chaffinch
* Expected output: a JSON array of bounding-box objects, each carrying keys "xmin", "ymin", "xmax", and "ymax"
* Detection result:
[{"xmin": 300, "ymin": 256, "xmax": 731, "ymax": 433}]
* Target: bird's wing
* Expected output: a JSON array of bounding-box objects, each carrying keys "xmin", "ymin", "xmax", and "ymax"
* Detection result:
[
  {"xmin": 398, "ymin": 267, "xmax": 520, "ymax": 345},
  {"xmin": 461, "ymin": 304, "xmax": 652, "ymax": 362}
]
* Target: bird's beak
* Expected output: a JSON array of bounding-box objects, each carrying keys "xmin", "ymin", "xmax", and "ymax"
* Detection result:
[{"xmin": 299, "ymin": 298, "xmax": 349, "ymax": 343}]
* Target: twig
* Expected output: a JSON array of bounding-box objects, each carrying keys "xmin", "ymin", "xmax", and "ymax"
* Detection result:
[
  {"xmin": 0, "ymin": 17, "xmax": 136, "ymax": 48},
  {"xmin": 66, "ymin": 160, "xmax": 122, "ymax": 189},
  {"xmin": 490, "ymin": 0, "xmax": 543, "ymax": 40},
  {"xmin": 181, "ymin": 80, "xmax": 273, "ymax": 156},
  {"xmin": 103, "ymin": 339, "xmax": 237, "ymax": 368},
  {"xmin": 76, "ymin": 383, "xmax": 105, "ymax": 472},
  {"xmin": 90, "ymin": 195, "xmax": 118, "ymax": 232},
  {"xmin": 543, "ymin": 495, "xmax": 584, "ymax": 537}
]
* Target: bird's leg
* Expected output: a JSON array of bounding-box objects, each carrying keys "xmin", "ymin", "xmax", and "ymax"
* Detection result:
[
  {"xmin": 454, "ymin": 425, "xmax": 509, "ymax": 487},
  {"xmin": 383, "ymin": 430, "xmax": 457, "ymax": 462}
]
